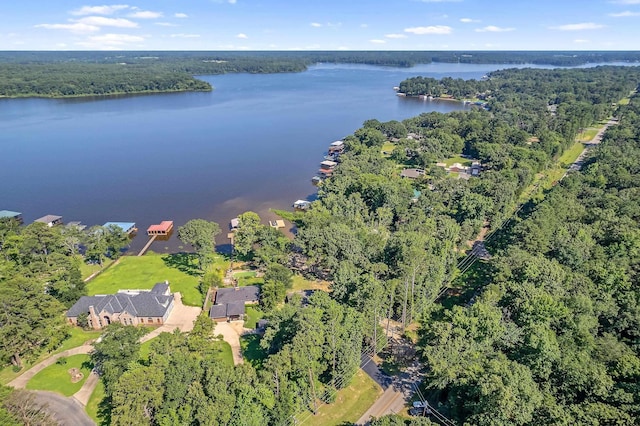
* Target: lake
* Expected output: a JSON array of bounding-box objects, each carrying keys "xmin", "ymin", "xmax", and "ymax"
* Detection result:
[{"xmin": 0, "ymin": 62, "xmax": 600, "ymax": 252}]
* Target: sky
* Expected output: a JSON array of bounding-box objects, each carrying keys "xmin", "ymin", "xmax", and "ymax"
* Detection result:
[{"xmin": 1, "ymin": 0, "xmax": 639, "ymax": 51}]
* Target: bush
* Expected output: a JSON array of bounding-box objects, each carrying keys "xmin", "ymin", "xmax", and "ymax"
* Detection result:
[{"xmin": 56, "ymin": 357, "xmax": 67, "ymax": 365}]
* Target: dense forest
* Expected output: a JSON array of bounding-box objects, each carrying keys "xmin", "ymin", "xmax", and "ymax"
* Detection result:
[
  {"xmin": 1, "ymin": 50, "xmax": 640, "ymax": 98},
  {"xmin": 1, "ymin": 65, "xmax": 639, "ymax": 425}
]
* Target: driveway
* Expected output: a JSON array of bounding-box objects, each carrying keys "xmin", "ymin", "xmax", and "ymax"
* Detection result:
[
  {"xmin": 141, "ymin": 292, "xmax": 201, "ymax": 342},
  {"xmin": 33, "ymin": 390, "xmax": 95, "ymax": 426},
  {"xmin": 214, "ymin": 321, "xmax": 244, "ymax": 365}
]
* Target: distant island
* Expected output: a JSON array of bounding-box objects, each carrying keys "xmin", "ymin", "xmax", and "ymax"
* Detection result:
[{"xmin": 1, "ymin": 50, "xmax": 640, "ymax": 99}]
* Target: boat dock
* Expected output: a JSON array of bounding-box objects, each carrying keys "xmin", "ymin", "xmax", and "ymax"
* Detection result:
[{"xmin": 137, "ymin": 235, "xmax": 157, "ymax": 256}]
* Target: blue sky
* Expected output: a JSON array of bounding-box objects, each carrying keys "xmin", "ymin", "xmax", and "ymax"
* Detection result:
[{"xmin": 1, "ymin": 0, "xmax": 639, "ymax": 50}]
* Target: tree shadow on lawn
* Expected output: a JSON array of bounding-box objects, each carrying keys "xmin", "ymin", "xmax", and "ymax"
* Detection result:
[{"xmin": 161, "ymin": 252, "xmax": 201, "ymax": 276}]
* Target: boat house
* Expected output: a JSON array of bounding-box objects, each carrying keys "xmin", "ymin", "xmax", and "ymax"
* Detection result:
[
  {"xmin": 0, "ymin": 210, "xmax": 23, "ymax": 224},
  {"xmin": 147, "ymin": 221, "xmax": 174, "ymax": 236},
  {"xmin": 328, "ymin": 140, "xmax": 345, "ymax": 154},
  {"xmin": 34, "ymin": 214, "xmax": 63, "ymax": 227},
  {"xmin": 293, "ymin": 200, "xmax": 311, "ymax": 210},
  {"xmin": 104, "ymin": 222, "xmax": 137, "ymax": 235},
  {"xmin": 66, "ymin": 282, "xmax": 174, "ymax": 329}
]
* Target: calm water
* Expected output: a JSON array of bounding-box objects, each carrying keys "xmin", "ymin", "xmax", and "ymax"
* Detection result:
[{"xmin": 0, "ymin": 62, "xmax": 591, "ymax": 251}]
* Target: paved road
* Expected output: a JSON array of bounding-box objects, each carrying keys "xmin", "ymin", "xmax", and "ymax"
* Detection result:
[{"xmin": 33, "ymin": 390, "xmax": 95, "ymax": 426}]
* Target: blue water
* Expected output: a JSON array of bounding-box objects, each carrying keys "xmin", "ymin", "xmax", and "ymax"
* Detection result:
[{"xmin": 0, "ymin": 61, "xmax": 601, "ymax": 250}]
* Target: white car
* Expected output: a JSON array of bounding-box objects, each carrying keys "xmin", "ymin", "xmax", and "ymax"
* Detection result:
[{"xmin": 412, "ymin": 401, "xmax": 427, "ymax": 408}]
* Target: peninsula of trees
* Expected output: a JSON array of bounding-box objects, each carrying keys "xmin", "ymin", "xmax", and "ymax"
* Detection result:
[
  {"xmin": 1, "ymin": 50, "xmax": 640, "ymax": 98},
  {"xmin": 1, "ymin": 65, "xmax": 639, "ymax": 425}
]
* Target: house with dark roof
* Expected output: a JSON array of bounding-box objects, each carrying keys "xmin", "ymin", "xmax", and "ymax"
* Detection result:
[
  {"xmin": 209, "ymin": 285, "xmax": 260, "ymax": 321},
  {"xmin": 66, "ymin": 281, "xmax": 174, "ymax": 329}
]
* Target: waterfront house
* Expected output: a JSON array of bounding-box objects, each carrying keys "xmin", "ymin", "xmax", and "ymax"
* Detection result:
[
  {"xmin": 103, "ymin": 221, "xmax": 137, "ymax": 235},
  {"xmin": 269, "ymin": 220, "xmax": 286, "ymax": 229},
  {"xmin": 209, "ymin": 285, "xmax": 260, "ymax": 322},
  {"xmin": 400, "ymin": 168, "xmax": 426, "ymax": 179},
  {"xmin": 0, "ymin": 210, "xmax": 23, "ymax": 224},
  {"xmin": 147, "ymin": 221, "xmax": 174, "ymax": 236},
  {"xmin": 34, "ymin": 214, "xmax": 63, "ymax": 227},
  {"xmin": 66, "ymin": 282, "xmax": 174, "ymax": 329}
]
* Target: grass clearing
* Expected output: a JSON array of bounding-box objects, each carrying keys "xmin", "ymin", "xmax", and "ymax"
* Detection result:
[
  {"xmin": 618, "ymin": 97, "xmax": 630, "ymax": 106},
  {"xmin": 381, "ymin": 141, "xmax": 395, "ymax": 157},
  {"xmin": 558, "ymin": 141, "xmax": 586, "ymax": 166},
  {"xmin": 443, "ymin": 155, "xmax": 472, "ymax": 167},
  {"xmin": 26, "ymin": 354, "xmax": 92, "ymax": 397},
  {"xmin": 578, "ymin": 128, "xmax": 598, "ymax": 142},
  {"xmin": 290, "ymin": 274, "xmax": 331, "ymax": 293},
  {"xmin": 86, "ymin": 253, "xmax": 206, "ymax": 306},
  {"xmin": 215, "ymin": 340, "xmax": 234, "ymax": 367},
  {"xmin": 244, "ymin": 306, "xmax": 264, "ymax": 329},
  {"xmin": 296, "ymin": 369, "xmax": 382, "ymax": 426},
  {"xmin": 86, "ymin": 379, "xmax": 108, "ymax": 425}
]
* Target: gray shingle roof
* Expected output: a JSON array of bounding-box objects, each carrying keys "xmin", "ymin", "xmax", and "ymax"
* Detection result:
[
  {"xmin": 226, "ymin": 301, "xmax": 245, "ymax": 317},
  {"xmin": 215, "ymin": 286, "xmax": 260, "ymax": 305},
  {"xmin": 209, "ymin": 304, "xmax": 227, "ymax": 319},
  {"xmin": 67, "ymin": 292, "xmax": 173, "ymax": 318},
  {"xmin": 151, "ymin": 282, "xmax": 169, "ymax": 295}
]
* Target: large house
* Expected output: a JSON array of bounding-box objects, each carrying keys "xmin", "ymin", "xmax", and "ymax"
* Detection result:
[
  {"xmin": 66, "ymin": 282, "xmax": 174, "ymax": 329},
  {"xmin": 209, "ymin": 285, "xmax": 260, "ymax": 322}
]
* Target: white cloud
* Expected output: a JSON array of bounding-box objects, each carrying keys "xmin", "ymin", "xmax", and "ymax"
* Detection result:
[
  {"xmin": 71, "ymin": 4, "xmax": 129, "ymax": 16},
  {"xmin": 174, "ymin": 13, "xmax": 188, "ymax": 18},
  {"xmin": 369, "ymin": 39, "xmax": 386, "ymax": 44},
  {"xmin": 128, "ymin": 10, "xmax": 163, "ymax": 19},
  {"xmin": 76, "ymin": 33, "xmax": 145, "ymax": 49},
  {"xmin": 610, "ymin": 0, "xmax": 640, "ymax": 3},
  {"xmin": 420, "ymin": 0, "xmax": 462, "ymax": 2},
  {"xmin": 404, "ymin": 25, "xmax": 452, "ymax": 35},
  {"xmin": 75, "ymin": 16, "xmax": 138, "ymax": 28},
  {"xmin": 460, "ymin": 18, "xmax": 480, "ymax": 23},
  {"xmin": 337, "ymin": 46, "xmax": 349, "ymax": 50},
  {"xmin": 155, "ymin": 22, "xmax": 178, "ymax": 27},
  {"xmin": 170, "ymin": 33, "xmax": 200, "ymax": 38},
  {"xmin": 360, "ymin": 24, "xmax": 368, "ymax": 28},
  {"xmin": 550, "ymin": 22, "xmax": 605, "ymax": 30},
  {"xmin": 574, "ymin": 39, "xmax": 590, "ymax": 43},
  {"xmin": 35, "ymin": 22, "xmax": 100, "ymax": 34},
  {"xmin": 609, "ymin": 10, "xmax": 640, "ymax": 16},
  {"xmin": 229, "ymin": 0, "xmax": 237, "ymax": 3},
  {"xmin": 475, "ymin": 25, "xmax": 515, "ymax": 32},
  {"xmin": 385, "ymin": 33, "xmax": 407, "ymax": 39},
  {"xmin": 236, "ymin": 33, "xmax": 248, "ymax": 39},
  {"xmin": 56, "ymin": 43, "xmax": 68, "ymax": 48},
  {"xmin": 310, "ymin": 22, "xmax": 322, "ymax": 27}
]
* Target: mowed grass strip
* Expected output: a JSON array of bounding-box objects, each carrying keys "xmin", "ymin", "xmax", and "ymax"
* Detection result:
[
  {"xmin": 86, "ymin": 253, "xmax": 204, "ymax": 306},
  {"xmin": 297, "ymin": 369, "xmax": 383, "ymax": 426},
  {"xmin": 26, "ymin": 354, "xmax": 92, "ymax": 397},
  {"xmin": 86, "ymin": 379, "xmax": 107, "ymax": 425}
]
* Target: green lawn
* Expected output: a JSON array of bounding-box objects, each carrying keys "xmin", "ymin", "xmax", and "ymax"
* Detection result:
[
  {"xmin": 86, "ymin": 253, "xmax": 204, "ymax": 306},
  {"xmin": 558, "ymin": 141, "xmax": 586, "ymax": 166},
  {"xmin": 290, "ymin": 274, "xmax": 330, "ymax": 293},
  {"xmin": 240, "ymin": 334, "xmax": 267, "ymax": 369},
  {"xmin": 443, "ymin": 155, "xmax": 472, "ymax": 167},
  {"xmin": 78, "ymin": 256, "xmax": 115, "ymax": 280},
  {"xmin": 244, "ymin": 306, "xmax": 264, "ymax": 329},
  {"xmin": 618, "ymin": 97, "xmax": 630, "ymax": 106},
  {"xmin": 295, "ymin": 369, "xmax": 383, "ymax": 426},
  {"xmin": 26, "ymin": 354, "xmax": 92, "ymax": 397},
  {"xmin": 215, "ymin": 340, "xmax": 234, "ymax": 367},
  {"xmin": 0, "ymin": 326, "xmax": 101, "ymax": 385},
  {"xmin": 578, "ymin": 128, "xmax": 598, "ymax": 143},
  {"xmin": 86, "ymin": 379, "xmax": 108, "ymax": 425},
  {"xmin": 233, "ymin": 270, "xmax": 265, "ymax": 287},
  {"xmin": 381, "ymin": 141, "xmax": 395, "ymax": 156}
]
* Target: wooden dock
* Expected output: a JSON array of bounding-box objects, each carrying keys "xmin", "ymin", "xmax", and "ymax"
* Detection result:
[{"xmin": 137, "ymin": 235, "xmax": 157, "ymax": 256}]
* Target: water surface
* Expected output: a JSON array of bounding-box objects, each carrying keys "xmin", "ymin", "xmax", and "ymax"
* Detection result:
[{"xmin": 0, "ymin": 62, "xmax": 579, "ymax": 251}]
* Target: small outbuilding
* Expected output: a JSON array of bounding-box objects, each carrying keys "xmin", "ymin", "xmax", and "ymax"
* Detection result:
[
  {"xmin": 34, "ymin": 214, "xmax": 63, "ymax": 227},
  {"xmin": 293, "ymin": 200, "xmax": 311, "ymax": 210},
  {"xmin": 209, "ymin": 285, "xmax": 260, "ymax": 322}
]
